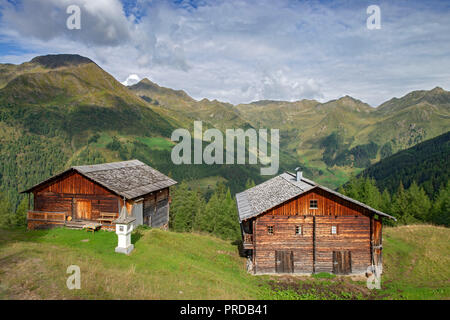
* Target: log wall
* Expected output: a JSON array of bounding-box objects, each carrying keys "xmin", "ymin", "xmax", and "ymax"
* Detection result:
[
  {"xmin": 33, "ymin": 171, "xmax": 119, "ymax": 221},
  {"xmin": 142, "ymin": 188, "xmax": 170, "ymax": 229},
  {"xmin": 252, "ymin": 188, "xmax": 376, "ymax": 274}
]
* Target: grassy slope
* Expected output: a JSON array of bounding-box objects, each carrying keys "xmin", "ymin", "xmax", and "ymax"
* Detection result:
[
  {"xmin": 382, "ymin": 225, "xmax": 450, "ymax": 299},
  {"xmin": 0, "ymin": 225, "xmax": 448, "ymax": 300}
]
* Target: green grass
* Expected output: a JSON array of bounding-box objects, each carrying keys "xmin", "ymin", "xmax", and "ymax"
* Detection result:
[
  {"xmin": 187, "ymin": 176, "xmax": 228, "ymax": 192},
  {"xmin": 0, "ymin": 225, "xmax": 448, "ymax": 300},
  {"xmin": 381, "ymin": 225, "xmax": 450, "ymax": 299},
  {"xmin": 135, "ymin": 136, "xmax": 174, "ymax": 151}
]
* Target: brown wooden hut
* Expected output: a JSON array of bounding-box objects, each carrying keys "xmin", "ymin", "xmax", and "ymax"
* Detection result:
[
  {"xmin": 22, "ymin": 160, "xmax": 177, "ymax": 230},
  {"xmin": 236, "ymin": 171, "xmax": 396, "ymax": 275}
]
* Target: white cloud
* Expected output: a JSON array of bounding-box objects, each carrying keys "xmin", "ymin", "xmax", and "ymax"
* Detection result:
[
  {"xmin": 121, "ymin": 74, "xmax": 141, "ymax": 86},
  {"xmin": 1, "ymin": 0, "xmax": 450, "ymax": 106}
]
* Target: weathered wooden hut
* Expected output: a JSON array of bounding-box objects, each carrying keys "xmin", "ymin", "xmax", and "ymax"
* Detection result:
[
  {"xmin": 22, "ymin": 160, "xmax": 177, "ymax": 230},
  {"xmin": 236, "ymin": 171, "xmax": 396, "ymax": 275}
]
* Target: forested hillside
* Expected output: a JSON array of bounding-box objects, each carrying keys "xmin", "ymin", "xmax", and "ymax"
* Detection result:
[
  {"xmin": 0, "ymin": 54, "xmax": 449, "ymax": 229},
  {"xmin": 0, "ymin": 54, "xmax": 267, "ymax": 211},
  {"xmin": 360, "ymin": 131, "xmax": 450, "ymax": 197}
]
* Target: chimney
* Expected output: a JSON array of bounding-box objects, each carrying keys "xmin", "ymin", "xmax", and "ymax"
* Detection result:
[{"xmin": 295, "ymin": 167, "xmax": 302, "ymax": 181}]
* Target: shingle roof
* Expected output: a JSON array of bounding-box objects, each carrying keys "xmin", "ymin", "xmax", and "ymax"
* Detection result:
[
  {"xmin": 236, "ymin": 172, "xmax": 396, "ymax": 222},
  {"xmin": 22, "ymin": 160, "xmax": 177, "ymax": 200}
]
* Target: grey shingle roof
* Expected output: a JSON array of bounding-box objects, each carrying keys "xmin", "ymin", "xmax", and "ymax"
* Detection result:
[
  {"xmin": 22, "ymin": 160, "xmax": 177, "ymax": 200},
  {"xmin": 236, "ymin": 172, "xmax": 396, "ymax": 222}
]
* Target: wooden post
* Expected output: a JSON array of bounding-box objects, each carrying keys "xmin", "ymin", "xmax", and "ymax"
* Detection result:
[
  {"xmin": 312, "ymin": 215, "xmax": 316, "ymax": 274},
  {"xmin": 253, "ymin": 218, "xmax": 256, "ymax": 274},
  {"xmin": 370, "ymin": 215, "xmax": 374, "ymax": 266}
]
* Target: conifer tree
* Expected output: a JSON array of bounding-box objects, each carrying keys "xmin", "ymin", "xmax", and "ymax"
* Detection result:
[{"xmin": 431, "ymin": 182, "xmax": 450, "ymax": 227}]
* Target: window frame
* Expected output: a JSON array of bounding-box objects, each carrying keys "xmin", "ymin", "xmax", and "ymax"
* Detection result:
[
  {"xmin": 331, "ymin": 225, "xmax": 338, "ymax": 235},
  {"xmin": 309, "ymin": 199, "xmax": 318, "ymax": 209},
  {"xmin": 295, "ymin": 225, "xmax": 302, "ymax": 235},
  {"xmin": 267, "ymin": 225, "xmax": 274, "ymax": 235}
]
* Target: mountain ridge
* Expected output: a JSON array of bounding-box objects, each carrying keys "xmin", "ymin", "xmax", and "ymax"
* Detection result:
[{"xmin": 0, "ymin": 53, "xmax": 449, "ymax": 203}]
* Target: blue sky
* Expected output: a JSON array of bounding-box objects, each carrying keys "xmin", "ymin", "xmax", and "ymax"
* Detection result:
[{"xmin": 0, "ymin": 0, "xmax": 449, "ymax": 106}]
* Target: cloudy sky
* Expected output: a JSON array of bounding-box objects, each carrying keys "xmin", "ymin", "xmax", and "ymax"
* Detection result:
[{"xmin": 0, "ymin": 0, "xmax": 449, "ymax": 106}]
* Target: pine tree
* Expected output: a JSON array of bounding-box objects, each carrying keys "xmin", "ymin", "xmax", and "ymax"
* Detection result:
[
  {"xmin": 405, "ymin": 181, "xmax": 431, "ymax": 221},
  {"xmin": 14, "ymin": 196, "xmax": 28, "ymax": 227},
  {"xmin": 390, "ymin": 182, "xmax": 413, "ymax": 224},
  {"xmin": 170, "ymin": 182, "xmax": 204, "ymax": 232},
  {"xmin": 380, "ymin": 189, "xmax": 392, "ymax": 215},
  {"xmin": 245, "ymin": 178, "xmax": 255, "ymax": 189},
  {"xmin": 431, "ymin": 182, "xmax": 450, "ymax": 227},
  {"xmin": 361, "ymin": 177, "xmax": 382, "ymax": 210},
  {"xmin": 0, "ymin": 191, "xmax": 14, "ymax": 226}
]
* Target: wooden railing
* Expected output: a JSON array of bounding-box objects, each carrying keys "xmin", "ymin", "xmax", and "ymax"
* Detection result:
[{"xmin": 27, "ymin": 211, "xmax": 67, "ymax": 222}]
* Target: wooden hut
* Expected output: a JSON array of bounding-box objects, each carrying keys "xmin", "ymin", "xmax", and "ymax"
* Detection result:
[
  {"xmin": 236, "ymin": 171, "xmax": 396, "ymax": 275},
  {"xmin": 22, "ymin": 160, "xmax": 177, "ymax": 230}
]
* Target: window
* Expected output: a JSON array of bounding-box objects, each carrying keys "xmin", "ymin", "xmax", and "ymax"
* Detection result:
[
  {"xmin": 295, "ymin": 225, "xmax": 302, "ymax": 235},
  {"xmin": 310, "ymin": 199, "xmax": 318, "ymax": 209},
  {"xmin": 331, "ymin": 225, "xmax": 337, "ymax": 235},
  {"xmin": 267, "ymin": 226, "xmax": 274, "ymax": 234}
]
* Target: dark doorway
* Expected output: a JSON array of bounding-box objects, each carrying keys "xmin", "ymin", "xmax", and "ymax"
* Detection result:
[
  {"xmin": 275, "ymin": 250, "xmax": 294, "ymax": 273},
  {"xmin": 332, "ymin": 251, "xmax": 352, "ymax": 274}
]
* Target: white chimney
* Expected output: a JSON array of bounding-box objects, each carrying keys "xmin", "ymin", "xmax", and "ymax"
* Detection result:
[{"xmin": 295, "ymin": 167, "xmax": 302, "ymax": 181}]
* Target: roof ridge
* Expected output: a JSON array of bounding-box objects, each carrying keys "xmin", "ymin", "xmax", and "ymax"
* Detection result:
[
  {"xmin": 73, "ymin": 159, "xmax": 142, "ymax": 168},
  {"xmin": 280, "ymin": 172, "xmax": 316, "ymax": 191}
]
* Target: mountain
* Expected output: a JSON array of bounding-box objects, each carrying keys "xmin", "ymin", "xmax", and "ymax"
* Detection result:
[
  {"xmin": 128, "ymin": 78, "xmax": 253, "ymax": 131},
  {"xmin": 0, "ymin": 54, "xmax": 264, "ymax": 206},
  {"xmin": 359, "ymin": 131, "xmax": 450, "ymax": 197},
  {"xmin": 233, "ymin": 88, "xmax": 450, "ymax": 186},
  {"xmin": 0, "ymin": 53, "xmax": 449, "ymax": 207}
]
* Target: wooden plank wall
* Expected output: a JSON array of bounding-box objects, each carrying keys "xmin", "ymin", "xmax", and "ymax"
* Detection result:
[
  {"xmin": 142, "ymin": 188, "xmax": 169, "ymax": 229},
  {"xmin": 315, "ymin": 216, "xmax": 370, "ymax": 274},
  {"xmin": 255, "ymin": 215, "xmax": 314, "ymax": 273},
  {"xmin": 264, "ymin": 188, "xmax": 372, "ymax": 217},
  {"xmin": 33, "ymin": 171, "xmax": 119, "ymax": 221},
  {"xmin": 253, "ymin": 188, "xmax": 373, "ymax": 274}
]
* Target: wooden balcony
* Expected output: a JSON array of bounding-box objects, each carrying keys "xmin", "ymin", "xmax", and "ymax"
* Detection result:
[
  {"xmin": 27, "ymin": 211, "xmax": 67, "ymax": 229},
  {"xmin": 27, "ymin": 211, "xmax": 118, "ymax": 230},
  {"xmin": 243, "ymin": 233, "xmax": 254, "ymax": 249}
]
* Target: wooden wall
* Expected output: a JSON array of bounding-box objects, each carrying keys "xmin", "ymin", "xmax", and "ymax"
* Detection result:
[
  {"xmin": 33, "ymin": 171, "xmax": 119, "ymax": 221},
  {"xmin": 254, "ymin": 215, "xmax": 314, "ymax": 273},
  {"xmin": 264, "ymin": 188, "xmax": 373, "ymax": 217},
  {"xmin": 314, "ymin": 216, "xmax": 370, "ymax": 274},
  {"xmin": 143, "ymin": 188, "xmax": 170, "ymax": 229},
  {"xmin": 252, "ymin": 188, "xmax": 376, "ymax": 274}
]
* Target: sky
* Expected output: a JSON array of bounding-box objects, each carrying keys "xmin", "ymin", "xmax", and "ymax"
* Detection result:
[{"xmin": 0, "ymin": 0, "xmax": 449, "ymax": 106}]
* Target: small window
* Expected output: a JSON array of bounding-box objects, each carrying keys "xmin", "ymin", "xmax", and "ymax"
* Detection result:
[
  {"xmin": 267, "ymin": 226, "xmax": 274, "ymax": 234},
  {"xmin": 295, "ymin": 225, "xmax": 302, "ymax": 235},
  {"xmin": 331, "ymin": 225, "xmax": 337, "ymax": 235},
  {"xmin": 310, "ymin": 199, "xmax": 318, "ymax": 209}
]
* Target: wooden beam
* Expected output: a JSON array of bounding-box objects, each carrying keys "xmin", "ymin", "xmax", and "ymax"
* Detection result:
[{"xmin": 313, "ymin": 215, "xmax": 316, "ymax": 274}]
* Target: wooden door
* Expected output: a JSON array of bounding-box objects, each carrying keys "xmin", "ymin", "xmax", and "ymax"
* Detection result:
[
  {"xmin": 76, "ymin": 200, "xmax": 92, "ymax": 220},
  {"xmin": 333, "ymin": 251, "xmax": 352, "ymax": 274},
  {"xmin": 275, "ymin": 251, "xmax": 294, "ymax": 273}
]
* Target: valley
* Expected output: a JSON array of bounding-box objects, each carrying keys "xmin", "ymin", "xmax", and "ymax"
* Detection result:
[{"xmin": 0, "ymin": 54, "xmax": 449, "ymax": 208}]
